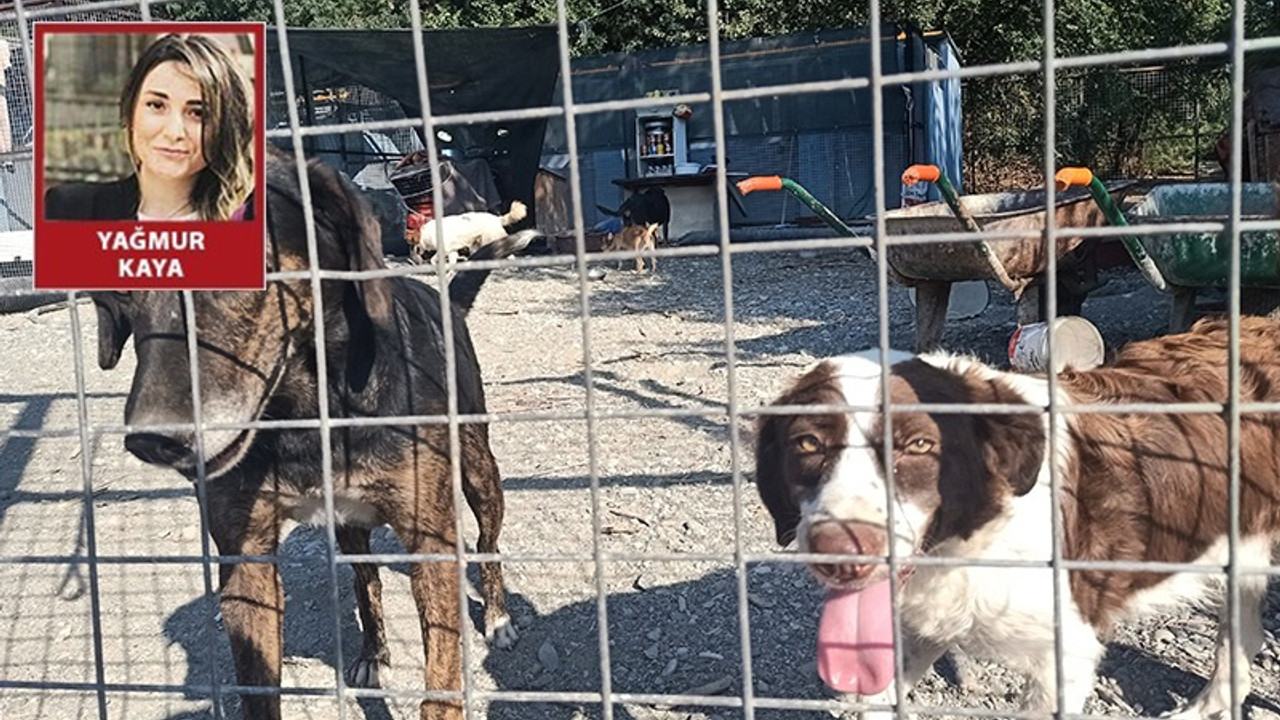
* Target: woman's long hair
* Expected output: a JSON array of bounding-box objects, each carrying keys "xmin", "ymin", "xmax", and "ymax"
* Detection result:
[{"xmin": 120, "ymin": 34, "xmax": 254, "ymax": 221}]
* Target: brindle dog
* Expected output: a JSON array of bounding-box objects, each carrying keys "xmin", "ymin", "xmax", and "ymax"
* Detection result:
[{"xmin": 91, "ymin": 146, "xmax": 529, "ymax": 720}]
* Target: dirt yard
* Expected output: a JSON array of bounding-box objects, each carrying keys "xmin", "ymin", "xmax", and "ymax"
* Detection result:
[{"xmin": 3, "ymin": 246, "xmax": 1279, "ymax": 720}]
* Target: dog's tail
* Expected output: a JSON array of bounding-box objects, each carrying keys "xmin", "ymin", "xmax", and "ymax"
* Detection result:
[
  {"xmin": 595, "ymin": 203, "xmax": 621, "ymax": 217},
  {"xmin": 501, "ymin": 200, "xmax": 528, "ymax": 227},
  {"xmin": 447, "ymin": 229, "xmax": 539, "ymax": 313}
]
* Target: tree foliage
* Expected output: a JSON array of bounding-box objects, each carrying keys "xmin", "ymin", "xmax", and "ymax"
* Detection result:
[{"xmin": 162, "ymin": 0, "xmax": 1280, "ymax": 185}]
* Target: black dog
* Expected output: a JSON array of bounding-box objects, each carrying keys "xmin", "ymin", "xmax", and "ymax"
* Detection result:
[
  {"xmin": 92, "ymin": 145, "xmax": 530, "ymax": 720},
  {"xmin": 597, "ymin": 186, "xmax": 671, "ymax": 243}
]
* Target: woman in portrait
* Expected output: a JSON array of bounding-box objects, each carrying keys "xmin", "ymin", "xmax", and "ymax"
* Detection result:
[{"xmin": 46, "ymin": 33, "xmax": 254, "ymax": 222}]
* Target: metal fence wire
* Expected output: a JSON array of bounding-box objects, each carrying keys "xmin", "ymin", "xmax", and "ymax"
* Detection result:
[{"xmin": 2, "ymin": 0, "xmax": 1279, "ymax": 719}]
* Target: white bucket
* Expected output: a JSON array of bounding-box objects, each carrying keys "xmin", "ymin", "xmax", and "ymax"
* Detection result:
[{"xmin": 1008, "ymin": 316, "xmax": 1105, "ymax": 374}]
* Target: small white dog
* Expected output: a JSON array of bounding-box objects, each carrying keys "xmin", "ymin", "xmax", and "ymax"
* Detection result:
[{"xmin": 409, "ymin": 200, "xmax": 528, "ymax": 266}]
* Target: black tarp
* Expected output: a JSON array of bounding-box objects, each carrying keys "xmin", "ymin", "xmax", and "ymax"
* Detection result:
[{"xmin": 266, "ymin": 26, "xmax": 560, "ymax": 220}]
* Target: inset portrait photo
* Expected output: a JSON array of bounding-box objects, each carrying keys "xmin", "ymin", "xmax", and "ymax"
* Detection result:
[{"xmin": 34, "ymin": 23, "xmax": 266, "ymax": 291}]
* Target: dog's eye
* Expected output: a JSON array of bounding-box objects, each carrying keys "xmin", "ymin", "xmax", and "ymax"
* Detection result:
[
  {"xmin": 793, "ymin": 434, "xmax": 823, "ymax": 454},
  {"xmin": 904, "ymin": 437, "xmax": 936, "ymax": 455}
]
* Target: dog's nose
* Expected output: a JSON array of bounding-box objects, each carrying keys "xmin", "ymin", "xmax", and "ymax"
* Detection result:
[
  {"xmin": 125, "ymin": 432, "xmax": 196, "ymax": 468},
  {"xmin": 809, "ymin": 521, "xmax": 884, "ymax": 583}
]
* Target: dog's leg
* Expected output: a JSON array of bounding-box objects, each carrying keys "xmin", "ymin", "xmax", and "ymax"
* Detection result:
[
  {"xmin": 336, "ymin": 525, "xmax": 392, "ymax": 688},
  {"xmin": 462, "ymin": 429, "xmax": 517, "ymax": 649},
  {"xmin": 406, "ymin": 534, "xmax": 462, "ymax": 720},
  {"xmin": 854, "ymin": 632, "xmax": 949, "ymax": 720},
  {"xmin": 209, "ymin": 493, "xmax": 284, "ymax": 720},
  {"xmin": 388, "ymin": 459, "xmax": 464, "ymax": 720},
  {"xmin": 1020, "ymin": 612, "xmax": 1104, "ymax": 717},
  {"xmin": 1166, "ymin": 544, "xmax": 1269, "ymax": 720}
]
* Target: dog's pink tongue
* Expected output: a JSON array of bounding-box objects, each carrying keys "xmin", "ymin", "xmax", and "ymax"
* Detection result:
[{"xmin": 817, "ymin": 580, "xmax": 895, "ymax": 695}]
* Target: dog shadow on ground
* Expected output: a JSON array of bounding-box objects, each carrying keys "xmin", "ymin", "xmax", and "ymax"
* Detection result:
[
  {"xmin": 487, "ymin": 367, "xmax": 732, "ymax": 444},
  {"xmin": 162, "ymin": 526, "xmax": 437, "ymax": 720},
  {"xmin": 481, "ymin": 569, "xmax": 1279, "ymax": 720},
  {"xmin": 1098, "ymin": 641, "xmax": 1280, "ymax": 717},
  {"xmin": 158, "ymin": 549, "xmax": 832, "ymax": 720},
  {"xmin": 480, "ymin": 564, "xmax": 833, "ymax": 720},
  {"xmin": 159, "ymin": 530, "xmax": 1280, "ymax": 720},
  {"xmin": 481, "ymin": 572, "xmax": 1277, "ymax": 719}
]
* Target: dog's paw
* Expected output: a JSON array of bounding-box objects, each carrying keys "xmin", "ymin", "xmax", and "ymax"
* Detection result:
[
  {"xmin": 346, "ymin": 656, "xmax": 391, "ymax": 689},
  {"xmin": 486, "ymin": 615, "xmax": 519, "ymax": 650}
]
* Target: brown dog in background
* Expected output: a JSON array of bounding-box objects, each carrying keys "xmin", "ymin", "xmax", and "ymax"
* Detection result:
[{"xmin": 605, "ymin": 222, "xmax": 659, "ymax": 272}]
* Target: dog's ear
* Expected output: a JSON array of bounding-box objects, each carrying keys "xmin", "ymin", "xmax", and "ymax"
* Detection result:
[
  {"xmin": 754, "ymin": 413, "xmax": 801, "ymax": 546},
  {"xmin": 309, "ymin": 160, "xmax": 393, "ymax": 391},
  {"xmin": 308, "ymin": 159, "xmax": 392, "ymax": 329},
  {"xmin": 973, "ymin": 378, "xmax": 1045, "ymax": 496},
  {"xmin": 353, "ymin": 207, "xmax": 392, "ymax": 324},
  {"xmin": 347, "ymin": 191, "xmax": 393, "ymax": 391},
  {"xmin": 90, "ymin": 292, "xmax": 133, "ymax": 370}
]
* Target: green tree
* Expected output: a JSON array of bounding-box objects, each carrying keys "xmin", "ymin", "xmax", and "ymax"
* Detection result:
[{"xmin": 164, "ymin": 0, "xmax": 1280, "ymax": 187}]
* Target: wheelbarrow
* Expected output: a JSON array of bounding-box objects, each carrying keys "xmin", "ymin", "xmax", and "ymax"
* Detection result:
[
  {"xmin": 1057, "ymin": 166, "xmax": 1280, "ymax": 330},
  {"xmin": 886, "ymin": 165, "xmax": 1134, "ymax": 350},
  {"xmin": 734, "ymin": 169, "xmax": 1133, "ymax": 351}
]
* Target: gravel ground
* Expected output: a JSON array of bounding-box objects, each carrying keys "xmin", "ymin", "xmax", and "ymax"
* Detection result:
[{"xmin": 2, "ymin": 244, "xmax": 1279, "ymax": 720}]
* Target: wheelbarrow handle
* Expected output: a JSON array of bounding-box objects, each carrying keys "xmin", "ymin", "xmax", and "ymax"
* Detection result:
[
  {"xmin": 735, "ymin": 176, "xmax": 783, "ymax": 196},
  {"xmin": 902, "ymin": 164, "xmax": 942, "ymax": 186},
  {"xmin": 900, "ymin": 163, "xmax": 1030, "ymax": 297},
  {"xmin": 729, "ymin": 174, "xmax": 885, "ymax": 266},
  {"xmin": 1064, "ymin": 166, "xmax": 1169, "ymax": 293},
  {"xmin": 1054, "ymin": 167, "xmax": 1095, "ymax": 192}
]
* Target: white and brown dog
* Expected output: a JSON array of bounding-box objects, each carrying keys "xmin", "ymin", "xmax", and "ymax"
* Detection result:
[
  {"xmin": 755, "ymin": 316, "xmax": 1280, "ymax": 720},
  {"xmin": 409, "ymin": 200, "xmax": 528, "ymax": 266}
]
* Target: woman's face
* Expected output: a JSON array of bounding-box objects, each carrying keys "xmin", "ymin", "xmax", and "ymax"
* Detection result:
[{"xmin": 130, "ymin": 60, "xmax": 208, "ymax": 184}]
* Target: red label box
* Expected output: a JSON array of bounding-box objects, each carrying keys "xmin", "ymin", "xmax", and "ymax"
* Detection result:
[{"xmin": 33, "ymin": 22, "xmax": 267, "ymax": 290}]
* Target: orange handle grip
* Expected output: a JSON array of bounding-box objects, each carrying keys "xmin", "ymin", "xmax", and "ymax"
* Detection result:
[
  {"xmin": 1054, "ymin": 167, "xmax": 1094, "ymax": 192},
  {"xmin": 901, "ymin": 164, "xmax": 941, "ymax": 186},
  {"xmin": 736, "ymin": 176, "xmax": 783, "ymax": 195}
]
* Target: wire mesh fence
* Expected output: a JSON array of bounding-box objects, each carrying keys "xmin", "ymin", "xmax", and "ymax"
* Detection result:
[
  {"xmin": 1, "ymin": 0, "xmax": 1279, "ymax": 719},
  {"xmin": 966, "ymin": 61, "xmax": 1233, "ymax": 191}
]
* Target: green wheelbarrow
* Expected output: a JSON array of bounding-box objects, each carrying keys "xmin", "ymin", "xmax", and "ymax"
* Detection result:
[{"xmin": 1056, "ymin": 166, "xmax": 1280, "ymax": 331}]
